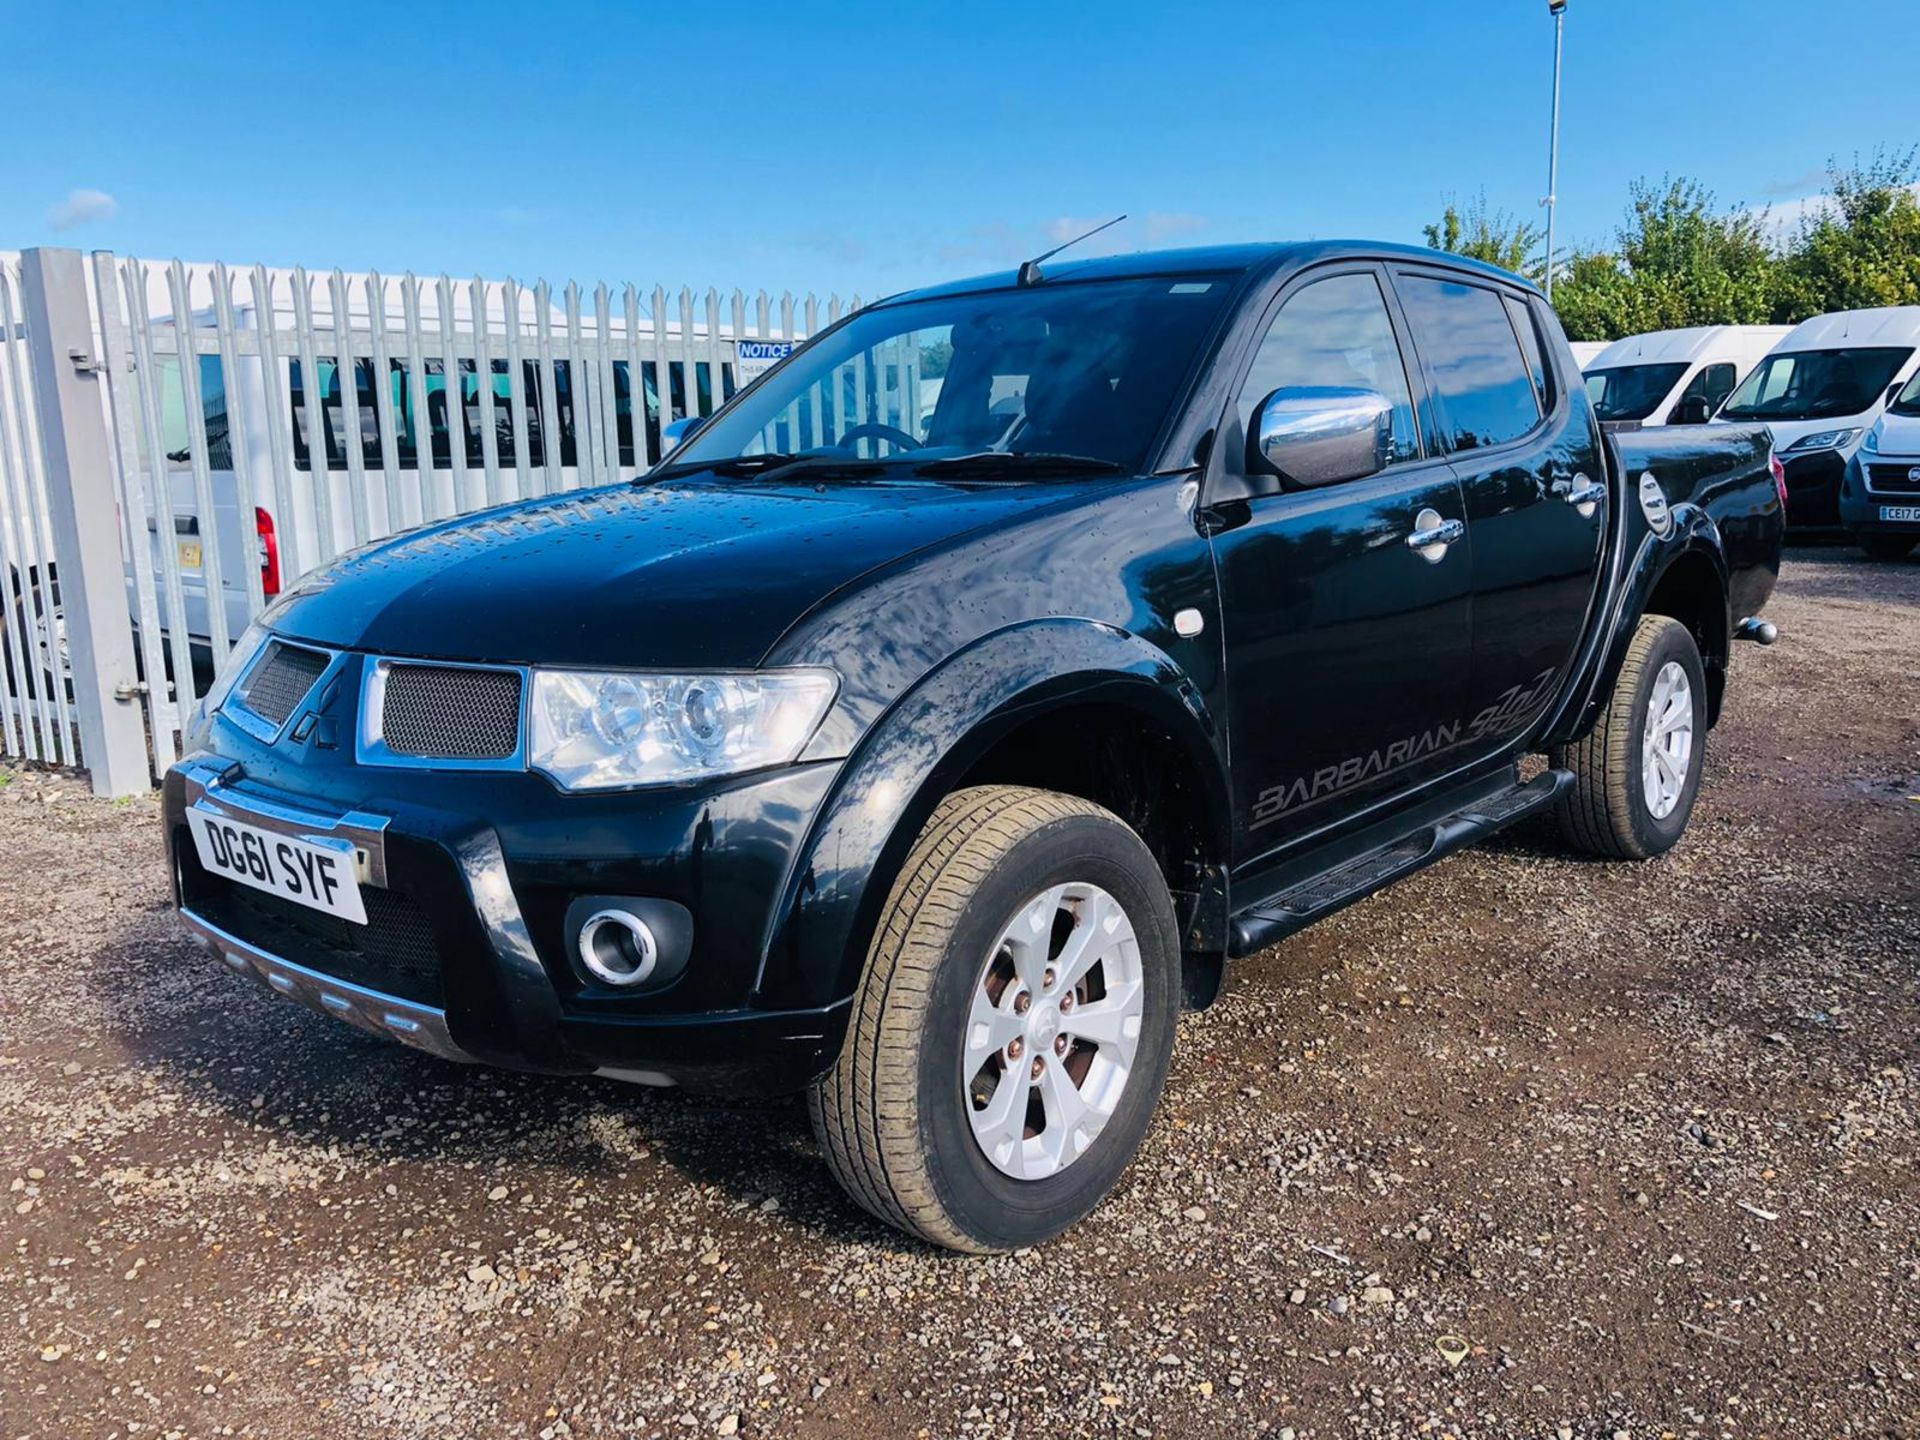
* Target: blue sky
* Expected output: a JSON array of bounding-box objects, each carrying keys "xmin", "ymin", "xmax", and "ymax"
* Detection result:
[{"xmin": 8, "ymin": 0, "xmax": 1918, "ymax": 303}]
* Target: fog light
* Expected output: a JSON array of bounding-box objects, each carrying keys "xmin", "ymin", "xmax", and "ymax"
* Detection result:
[{"xmin": 577, "ymin": 909, "xmax": 659, "ymax": 987}]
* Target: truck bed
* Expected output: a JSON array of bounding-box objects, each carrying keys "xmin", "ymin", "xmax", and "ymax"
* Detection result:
[{"xmin": 1612, "ymin": 423, "xmax": 1781, "ymax": 623}]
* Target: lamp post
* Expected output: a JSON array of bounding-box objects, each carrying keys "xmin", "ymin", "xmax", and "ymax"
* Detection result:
[{"xmin": 1543, "ymin": 0, "xmax": 1567, "ymax": 299}]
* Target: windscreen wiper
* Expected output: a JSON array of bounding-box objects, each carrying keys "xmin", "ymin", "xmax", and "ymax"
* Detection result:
[
  {"xmin": 755, "ymin": 454, "xmax": 890, "ymax": 483},
  {"xmin": 914, "ymin": 451, "xmax": 1125, "ymax": 478},
  {"xmin": 642, "ymin": 451, "xmax": 801, "ymax": 482}
]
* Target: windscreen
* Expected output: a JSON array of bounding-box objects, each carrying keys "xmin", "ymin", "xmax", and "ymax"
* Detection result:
[
  {"xmin": 1720, "ymin": 346, "xmax": 1912, "ymax": 421},
  {"xmin": 1891, "ymin": 368, "xmax": 1920, "ymax": 417},
  {"xmin": 1583, "ymin": 363, "xmax": 1688, "ymax": 422},
  {"xmin": 675, "ymin": 276, "xmax": 1236, "ymax": 474}
]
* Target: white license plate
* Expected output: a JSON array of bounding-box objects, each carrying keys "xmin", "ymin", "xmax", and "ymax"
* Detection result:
[
  {"xmin": 187, "ymin": 807, "xmax": 367, "ymax": 924},
  {"xmin": 1879, "ymin": 505, "xmax": 1920, "ymax": 522}
]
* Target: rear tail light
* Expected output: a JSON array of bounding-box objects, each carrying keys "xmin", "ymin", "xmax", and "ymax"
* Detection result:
[
  {"xmin": 255, "ymin": 506, "xmax": 281, "ymax": 598},
  {"xmin": 1768, "ymin": 452, "xmax": 1787, "ymax": 510}
]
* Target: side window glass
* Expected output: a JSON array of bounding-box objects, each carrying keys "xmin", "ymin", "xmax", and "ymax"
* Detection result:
[
  {"xmin": 1398, "ymin": 276, "xmax": 1542, "ymax": 451},
  {"xmin": 156, "ymin": 355, "xmax": 231, "ymax": 470},
  {"xmin": 1503, "ymin": 294, "xmax": 1551, "ymax": 410},
  {"xmin": 1234, "ymin": 272, "xmax": 1420, "ymax": 469},
  {"xmin": 1700, "ymin": 363, "xmax": 1736, "ymax": 412}
]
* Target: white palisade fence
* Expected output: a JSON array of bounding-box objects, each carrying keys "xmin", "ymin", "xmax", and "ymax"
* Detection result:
[
  {"xmin": 0, "ymin": 255, "xmax": 76, "ymax": 766},
  {"xmin": 0, "ymin": 246, "xmax": 865, "ymax": 793}
]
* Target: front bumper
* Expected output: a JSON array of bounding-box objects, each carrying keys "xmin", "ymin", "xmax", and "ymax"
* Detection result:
[
  {"xmin": 163, "ymin": 747, "xmax": 848, "ymax": 1095},
  {"xmin": 1840, "ymin": 455, "xmax": 1920, "ymax": 535},
  {"xmin": 1780, "ymin": 449, "xmax": 1848, "ymax": 530}
]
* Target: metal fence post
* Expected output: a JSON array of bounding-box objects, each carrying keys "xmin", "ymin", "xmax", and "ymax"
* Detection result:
[{"xmin": 18, "ymin": 247, "xmax": 149, "ymax": 796}]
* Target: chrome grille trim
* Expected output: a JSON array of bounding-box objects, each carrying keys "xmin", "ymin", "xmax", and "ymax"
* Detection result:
[
  {"xmin": 1864, "ymin": 462, "xmax": 1920, "ymax": 496},
  {"xmin": 356, "ymin": 655, "xmax": 530, "ymax": 772},
  {"xmin": 223, "ymin": 640, "xmax": 339, "ymax": 744}
]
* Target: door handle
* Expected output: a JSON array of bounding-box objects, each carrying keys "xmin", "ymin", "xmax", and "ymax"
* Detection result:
[
  {"xmin": 1559, "ymin": 475, "xmax": 1606, "ymax": 516},
  {"xmin": 1404, "ymin": 509, "xmax": 1464, "ymax": 561}
]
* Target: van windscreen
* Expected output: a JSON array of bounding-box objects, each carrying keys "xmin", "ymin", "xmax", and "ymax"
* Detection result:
[
  {"xmin": 1584, "ymin": 362, "xmax": 1688, "ymax": 422},
  {"xmin": 1720, "ymin": 347, "xmax": 1911, "ymax": 422}
]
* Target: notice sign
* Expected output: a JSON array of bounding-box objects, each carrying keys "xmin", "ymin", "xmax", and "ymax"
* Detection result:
[{"xmin": 735, "ymin": 339, "xmax": 797, "ymax": 382}]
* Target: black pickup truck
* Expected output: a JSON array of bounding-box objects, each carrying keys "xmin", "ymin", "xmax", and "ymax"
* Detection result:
[{"xmin": 163, "ymin": 242, "xmax": 1782, "ymax": 1252}]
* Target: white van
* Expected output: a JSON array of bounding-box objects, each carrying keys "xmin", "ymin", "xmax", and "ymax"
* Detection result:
[
  {"xmin": 1716, "ymin": 307, "xmax": 1920, "ymax": 530},
  {"xmin": 1582, "ymin": 324, "xmax": 1790, "ymax": 428}
]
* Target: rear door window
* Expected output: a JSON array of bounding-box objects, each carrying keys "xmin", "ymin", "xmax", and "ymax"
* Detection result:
[
  {"xmin": 1397, "ymin": 276, "xmax": 1543, "ymax": 452},
  {"xmin": 1503, "ymin": 295, "xmax": 1552, "ymax": 410}
]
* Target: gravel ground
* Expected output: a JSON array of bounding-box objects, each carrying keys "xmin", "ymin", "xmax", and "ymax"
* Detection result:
[{"xmin": 3, "ymin": 547, "xmax": 1917, "ymax": 1440}]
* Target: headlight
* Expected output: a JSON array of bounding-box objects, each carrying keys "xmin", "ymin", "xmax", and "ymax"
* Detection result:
[
  {"xmin": 1787, "ymin": 428, "xmax": 1859, "ymax": 453},
  {"xmin": 528, "ymin": 668, "xmax": 838, "ymax": 790}
]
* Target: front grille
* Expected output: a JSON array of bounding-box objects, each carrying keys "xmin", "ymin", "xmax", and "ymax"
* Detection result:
[
  {"xmin": 1866, "ymin": 462, "xmax": 1920, "ymax": 495},
  {"xmin": 185, "ymin": 851, "xmax": 444, "ymax": 1008},
  {"xmin": 238, "ymin": 642, "xmax": 329, "ymax": 727},
  {"xmin": 378, "ymin": 664, "xmax": 522, "ymax": 759}
]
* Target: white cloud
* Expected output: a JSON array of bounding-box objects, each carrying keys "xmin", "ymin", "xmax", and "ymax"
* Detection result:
[
  {"xmin": 48, "ymin": 187, "xmax": 119, "ymax": 231},
  {"xmin": 1747, "ymin": 182, "xmax": 1920, "ymax": 248},
  {"xmin": 1043, "ymin": 212, "xmax": 1210, "ymax": 250},
  {"xmin": 1143, "ymin": 212, "xmax": 1209, "ymax": 243}
]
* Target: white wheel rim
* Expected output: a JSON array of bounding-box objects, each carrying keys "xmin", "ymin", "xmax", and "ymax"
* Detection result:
[
  {"xmin": 963, "ymin": 882, "xmax": 1144, "ymax": 1181},
  {"xmin": 1641, "ymin": 660, "xmax": 1694, "ymax": 821}
]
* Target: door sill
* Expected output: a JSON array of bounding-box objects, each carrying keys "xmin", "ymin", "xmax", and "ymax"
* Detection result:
[{"xmin": 1227, "ymin": 767, "xmax": 1572, "ymax": 958}]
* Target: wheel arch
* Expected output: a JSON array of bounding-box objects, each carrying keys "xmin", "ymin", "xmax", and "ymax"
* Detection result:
[
  {"xmin": 756, "ymin": 619, "xmax": 1232, "ymax": 1017},
  {"xmin": 1641, "ymin": 540, "xmax": 1730, "ymax": 723},
  {"xmin": 1557, "ymin": 509, "xmax": 1731, "ymax": 742}
]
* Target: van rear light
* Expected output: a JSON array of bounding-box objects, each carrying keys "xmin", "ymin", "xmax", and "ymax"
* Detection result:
[
  {"xmin": 255, "ymin": 506, "xmax": 282, "ymax": 597},
  {"xmin": 1768, "ymin": 452, "xmax": 1787, "ymax": 509}
]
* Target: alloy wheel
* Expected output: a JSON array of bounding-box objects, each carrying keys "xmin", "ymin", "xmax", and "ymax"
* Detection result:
[
  {"xmin": 1641, "ymin": 659, "xmax": 1694, "ymax": 820},
  {"xmin": 963, "ymin": 882, "xmax": 1144, "ymax": 1181}
]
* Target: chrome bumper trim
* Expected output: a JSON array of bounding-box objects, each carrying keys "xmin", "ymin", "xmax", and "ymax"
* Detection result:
[
  {"xmin": 177, "ymin": 755, "xmax": 390, "ymax": 887},
  {"xmin": 179, "ymin": 905, "xmax": 472, "ymax": 1065}
]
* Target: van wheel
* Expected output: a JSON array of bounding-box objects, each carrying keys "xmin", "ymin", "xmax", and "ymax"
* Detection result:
[
  {"xmin": 2, "ymin": 572, "xmax": 65, "ymax": 702},
  {"xmin": 1551, "ymin": 615, "xmax": 1706, "ymax": 860},
  {"xmin": 1859, "ymin": 534, "xmax": 1916, "ymax": 561},
  {"xmin": 809, "ymin": 785, "xmax": 1179, "ymax": 1252}
]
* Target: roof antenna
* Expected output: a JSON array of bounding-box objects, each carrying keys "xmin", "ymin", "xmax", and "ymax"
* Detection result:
[{"xmin": 1017, "ymin": 214, "xmax": 1127, "ymax": 287}]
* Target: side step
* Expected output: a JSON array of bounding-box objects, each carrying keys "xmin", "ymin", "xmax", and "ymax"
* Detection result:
[{"xmin": 1228, "ymin": 767, "xmax": 1573, "ymax": 958}]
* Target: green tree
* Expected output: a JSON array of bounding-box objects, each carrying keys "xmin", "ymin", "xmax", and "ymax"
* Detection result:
[
  {"xmin": 1422, "ymin": 192, "xmax": 1546, "ymax": 282},
  {"xmin": 1547, "ymin": 250, "xmax": 1641, "ymax": 342},
  {"xmin": 1772, "ymin": 149, "xmax": 1920, "ymax": 321},
  {"xmin": 1550, "ymin": 178, "xmax": 1776, "ymax": 341}
]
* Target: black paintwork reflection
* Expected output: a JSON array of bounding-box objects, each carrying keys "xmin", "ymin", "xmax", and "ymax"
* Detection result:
[
  {"xmin": 1617, "ymin": 427, "xmax": 1781, "ymax": 621},
  {"xmin": 1206, "ymin": 462, "xmax": 1471, "ymax": 859},
  {"xmin": 266, "ymin": 478, "xmax": 1080, "ymax": 669},
  {"xmin": 1452, "ymin": 398, "xmax": 1606, "ymax": 755}
]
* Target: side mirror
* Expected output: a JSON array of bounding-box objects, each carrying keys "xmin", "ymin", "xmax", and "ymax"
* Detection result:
[
  {"xmin": 1890, "ymin": 380, "xmax": 1906, "ymax": 404},
  {"xmin": 660, "ymin": 414, "xmax": 706, "ymax": 455},
  {"xmin": 1250, "ymin": 386, "xmax": 1393, "ymax": 488},
  {"xmin": 1671, "ymin": 394, "xmax": 1712, "ymax": 425}
]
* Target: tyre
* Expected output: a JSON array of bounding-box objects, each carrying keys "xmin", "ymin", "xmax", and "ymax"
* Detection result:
[
  {"xmin": 1551, "ymin": 614, "xmax": 1707, "ymax": 860},
  {"xmin": 2, "ymin": 572, "xmax": 65, "ymax": 702},
  {"xmin": 1858, "ymin": 534, "xmax": 1916, "ymax": 561},
  {"xmin": 809, "ymin": 785, "xmax": 1180, "ymax": 1252}
]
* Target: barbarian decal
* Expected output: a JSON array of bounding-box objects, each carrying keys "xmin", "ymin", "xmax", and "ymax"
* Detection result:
[{"xmin": 1250, "ymin": 669, "xmax": 1559, "ymax": 828}]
